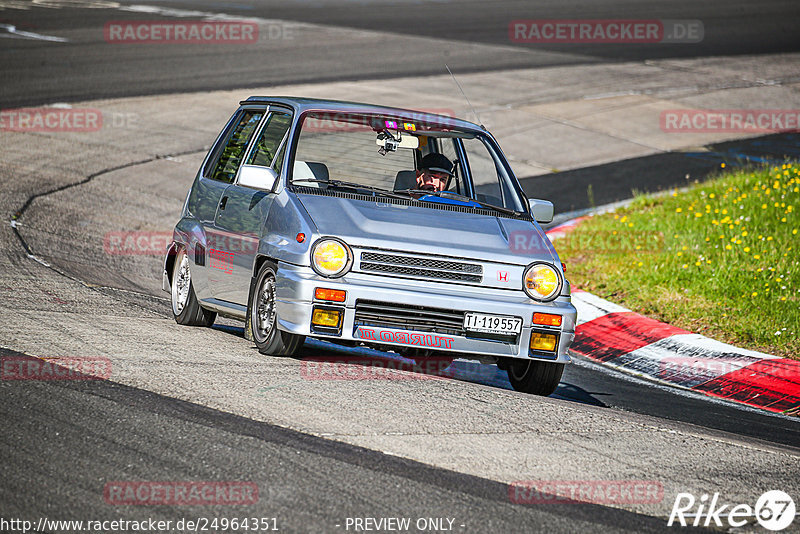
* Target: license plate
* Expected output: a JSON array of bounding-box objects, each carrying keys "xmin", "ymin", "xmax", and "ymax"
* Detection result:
[{"xmin": 463, "ymin": 313, "xmax": 523, "ymax": 335}]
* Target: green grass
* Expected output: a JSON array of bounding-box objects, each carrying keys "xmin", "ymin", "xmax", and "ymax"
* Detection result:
[{"xmin": 556, "ymin": 162, "xmax": 799, "ymax": 359}]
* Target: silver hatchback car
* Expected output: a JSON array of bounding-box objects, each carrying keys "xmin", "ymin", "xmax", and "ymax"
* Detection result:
[{"xmin": 164, "ymin": 97, "xmax": 577, "ymax": 395}]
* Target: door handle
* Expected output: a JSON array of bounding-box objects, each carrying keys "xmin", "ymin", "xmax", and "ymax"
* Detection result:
[{"xmin": 219, "ymin": 196, "xmax": 228, "ymax": 210}]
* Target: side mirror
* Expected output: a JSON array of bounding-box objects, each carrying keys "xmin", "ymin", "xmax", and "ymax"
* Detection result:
[
  {"xmin": 528, "ymin": 198, "xmax": 554, "ymax": 224},
  {"xmin": 237, "ymin": 165, "xmax": 278, "ymax": 191}
]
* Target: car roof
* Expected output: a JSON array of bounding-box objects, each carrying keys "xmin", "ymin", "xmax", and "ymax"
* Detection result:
[{"xmin": 240, "ymin": 96, "xmax": 484, "ymax": 132}]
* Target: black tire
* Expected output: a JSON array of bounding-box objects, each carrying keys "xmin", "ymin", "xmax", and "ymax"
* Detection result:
[
  {"xmin": 505, "ymin": 359, "xmax": 564, "ymax": 396},
  {"xmin": 171, "ymin": 247, "xmax": 216, "ymax": 327},
  {"xmin": 249, "ymin": 262, "xmax": 305, "ymax": 356}
]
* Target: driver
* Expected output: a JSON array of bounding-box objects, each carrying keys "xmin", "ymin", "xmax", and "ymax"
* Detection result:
[{"xmin": 416, "ymin": 153, "xmax": 454, "ymax": 192}]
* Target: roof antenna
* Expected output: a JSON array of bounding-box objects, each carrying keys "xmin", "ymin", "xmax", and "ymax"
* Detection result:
[{"xmin": 446, "ymin": 64, "xmax": 483, "ymax": 128}]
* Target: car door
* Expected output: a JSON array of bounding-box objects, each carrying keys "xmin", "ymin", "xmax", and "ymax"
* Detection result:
[
  {"xmin": 210, "ymin": 107, "xmax": 293, "ymax": 305},
  {"xmin": 196, "ymin": 107, "xmax": 266, "ymax": 301}
]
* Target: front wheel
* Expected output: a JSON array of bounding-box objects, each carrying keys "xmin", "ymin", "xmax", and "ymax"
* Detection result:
[
  {"xmin": 505, "ymin": 359, "xmax": 564, "ymax": 396},
  {"xmin": 171, "ymin": 247, "xmax": 216, "ymax": 326},
  {"xmin": 249, "ymin": 262, "xmax": 305, "ymax": 356}
]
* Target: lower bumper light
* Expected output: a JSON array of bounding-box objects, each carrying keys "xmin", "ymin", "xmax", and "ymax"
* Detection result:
[
  {"xmin": 530, "ymin": 332, "xmax": 558, "ymax": 352},
  {"xmin": 312, "ymin": 307, "xmax": 342, "ymax": 328}
]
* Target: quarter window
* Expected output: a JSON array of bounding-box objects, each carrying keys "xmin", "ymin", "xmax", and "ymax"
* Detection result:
[
  {"xmin": 206, "ymin": 109, "xmax": 264, "ymax": 183},
  {"xmin": 246, "ymin": 111, "xmax": 293, "ymax": 169}
]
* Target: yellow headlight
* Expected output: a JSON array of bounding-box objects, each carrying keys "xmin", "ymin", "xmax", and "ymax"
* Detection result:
[
  {"xmin": 523, "ymin": 263, "xmax": 561, "ymax": 301},
  {"xmin": 312, "ymin": 239, "xmax": 351, "ymax": 277}
]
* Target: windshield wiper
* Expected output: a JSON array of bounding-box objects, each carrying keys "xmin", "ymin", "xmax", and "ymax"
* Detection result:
[
  {"xmin": 394, "ymin": 189, "xmax": 520, "ymax": 216},
  {"xmin": 292, "ymin": 179, "xmax": 410, "ymax": 200}
]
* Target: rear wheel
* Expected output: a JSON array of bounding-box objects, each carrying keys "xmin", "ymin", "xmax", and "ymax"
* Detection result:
[
  {"xmin": 505, "ymin": 359, "xmax": 564, "ymax": 396},
  {"xmin": 250, "ymin": 262, "xmax": 305, "ymax": 356},
  {"xmin": 171, "ymin": 247, "xmax": 216, "ymax": 327}
]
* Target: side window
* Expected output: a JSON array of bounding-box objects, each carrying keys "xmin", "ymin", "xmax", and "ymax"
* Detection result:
[
  {"xmin": 462, "ymin": 136, "xmax": 522, "ymax": 210},
  {"xmin": 205, "ymin": 109, "xmax": 264, "ymax": 183},
  {"xmin": 246, "ymin": 111, "xmax": 292, "ymax": 170}
]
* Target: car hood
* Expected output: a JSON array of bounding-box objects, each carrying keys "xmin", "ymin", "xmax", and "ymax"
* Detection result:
[{"xmin": 295, "ymin": 193, "xmax": 560, "ymax": 266}]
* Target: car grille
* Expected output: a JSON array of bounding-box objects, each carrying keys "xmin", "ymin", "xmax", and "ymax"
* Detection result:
[
  {"xmin": 359, "ymin": 251, "xmax": 482, "ymax": 283},
  {"xmin": 354, "ymin": 300, "xmax": 466, "ymax": 336}
]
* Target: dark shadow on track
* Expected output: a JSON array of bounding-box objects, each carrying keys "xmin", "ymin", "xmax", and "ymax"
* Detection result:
[{"xmin": 523, "ymin": 133, "xmax": 800, "ymax": 215}]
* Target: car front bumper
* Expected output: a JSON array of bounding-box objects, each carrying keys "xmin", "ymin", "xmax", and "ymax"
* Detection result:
[{"xmin": 275, "ymin": 263, "xmax": 576, "ymax": 363}]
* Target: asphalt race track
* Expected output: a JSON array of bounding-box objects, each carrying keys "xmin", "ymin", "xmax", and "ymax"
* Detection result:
[
  {"xmin": 1, "ymin": 1, "xmax": 799, "ymax": 533},
  {"xmin": 2, "ymin": 0, "xmax": 800, "ymax": 107}
]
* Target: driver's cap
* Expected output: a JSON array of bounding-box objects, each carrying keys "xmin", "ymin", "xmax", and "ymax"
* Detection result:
[{"xmin": 419, "ymin": 153, "xmax": 454, "ymax": 176}]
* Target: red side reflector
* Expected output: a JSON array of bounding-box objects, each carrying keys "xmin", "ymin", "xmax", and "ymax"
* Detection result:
[
  {"xmin": 561, "ymin": 262, "xmax": 567, "ymax": 273},
  {"xmin": 533, "ymin": 312, "xmax": 562, "ymax": 327},
  {"xmin": 314, "ymin": 287, "xmax": 346, "ymax": 302},
  {"xmin": 297, "ymin": 233, "xmax": 306, "ymax": 243}
]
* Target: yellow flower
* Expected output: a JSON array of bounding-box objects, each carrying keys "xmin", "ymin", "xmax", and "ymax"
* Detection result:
[
  {"xmin": 762, "ymin": 204, "xmax": 768, "ymax": 209},
  {"xmin": 744, "ymin": 247, "xmax": 750, "ymax": 252},
  {"xmin": 793, "ymin": 229, "xmax": 798, "ymax": 235},
  {"xmin": 754, "ymin": 254, "xmax": 761, "ymax": 259},
  {"xmin": 782, "ymin": 217, "xmax": 787, "ymax": 222},
  {"xmin": 751, "ymin": 291, "xmax": 757, "ymax": 297},
  {"xmin": 767, "ymin": 236, "xmax": 773, "ymax": 241},
  {"xmin": 682, "ymin": 264, "xmax": 688, "ymax": 269},
  {"xmin": 637, "ymin": 262, "xmax": 643, "ymax": 267},
  {"xmin": 709, "ymin": 193, "xmax": 715, "ymax": 199},
  {"xmin": 742, "ymin": 231, "xmax": 748, "ymax": 236},
  {"xmin": 725, "ymin": 244, "xmax": 732, "ymax": 250},
  {"xmin": 721, "ymin": 163, "xmax": 726, "ymax": 168}
]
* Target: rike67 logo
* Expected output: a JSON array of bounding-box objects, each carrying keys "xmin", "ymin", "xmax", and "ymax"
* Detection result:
[{"xmin": 668, "ymin": 490, "xmax": 795, "ymax": 531}]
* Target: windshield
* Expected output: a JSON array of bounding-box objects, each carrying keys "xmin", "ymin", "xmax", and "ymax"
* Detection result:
[{"xmin": 290, "ymin": 111, "xmax": 526, "ymax": 212}]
